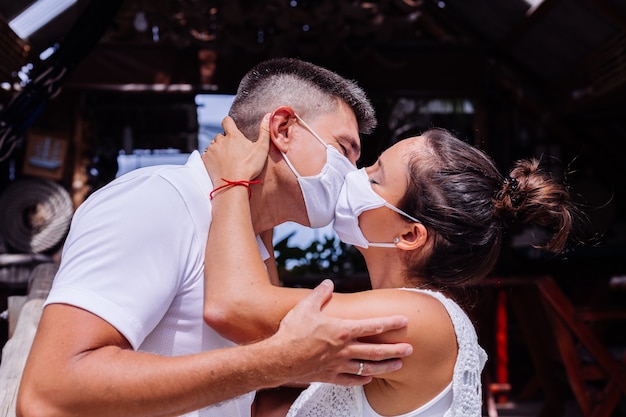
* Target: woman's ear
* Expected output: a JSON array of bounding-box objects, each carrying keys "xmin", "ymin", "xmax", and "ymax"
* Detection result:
[
  {"xmin": 269, "ymin": 106, "xmax": 296, "ymax": 153},
  {"xmin": 396, "ymin": 223, "xmax": 428, "ymax": 251}
]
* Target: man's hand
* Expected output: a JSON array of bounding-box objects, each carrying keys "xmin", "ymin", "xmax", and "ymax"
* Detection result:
[
  {"xmin": 202, "ymin": 114, "xmax": 271, "ymax": 182},
  {"xmin": 270, "ymin": 280, "xmax": 413, "ymax": 386}
]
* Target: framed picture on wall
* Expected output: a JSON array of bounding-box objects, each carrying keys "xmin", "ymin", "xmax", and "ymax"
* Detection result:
[{"xmin": 22, "ymin": 131, "xmax": 68, "ymax": 180}]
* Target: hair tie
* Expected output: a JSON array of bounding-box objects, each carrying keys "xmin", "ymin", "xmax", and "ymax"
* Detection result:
[
  {"xmin": 503, "ymin": 176, "xmax": 522, "ymax": 208},
  {"xmin": 504, "ymin": 176, "xmax": 518, "ymax": 191}
]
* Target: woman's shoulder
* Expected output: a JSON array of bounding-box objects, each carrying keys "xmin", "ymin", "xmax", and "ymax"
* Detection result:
[
  {"xmin": 331, "ymin": 287, "xmax": 452, "ymax": 329},
  {"xmin": 333, "ymin": 287, "xmax": 456, "ymax": 357},
  {"xmin": 330, "ymin": 287, "xmax": 452, "ymax": 328},
  {"xmin": 351, "ymin": 288, "xmax": 458, "ymax": 413},
  {"xmin": 393, "ymin": 288, "xmax": 456, "ymax": 350},
  {"xmin": 368, "ymin": 287, "xmax": 454, "ymax": 326},
  {"xmin": 397, "ymin": 288, "xmax": 465, "ymax": 323}
]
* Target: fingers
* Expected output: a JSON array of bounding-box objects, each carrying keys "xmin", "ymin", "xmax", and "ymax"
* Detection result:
[
  {"xmin": 254, "ymin": 113, "xmax": 271, "ymax": 157},
  {"xmin": 328, "ymin": 374, "xmax": 373, "ymax": 386},
  {"xmin": 221, "ymin": 113, "xmax": 270, "ymax": 145},
  {"xmin": 209, "ymin": 133, "xmax": 224, "ymax": 147},
  {"xmin": 319, "ymin": 357, "xmax": 405, "ymax": 387},
  {"xmin": 347, "ymin": 340, "xmax": 413, "ymax": 363},
  {"xmin": 300, "ymin": 279, "xmax": 334, "ymax": 310},
  {"xmin": 205, "ymin": 115, "xmax": 269, "ymax": 181},
  {"xmin": 221, "ymin": 116, "xmax": 238, "ymax": 136},
  {"xmin": 357, "ymin": 358, "xmax": 403, "ymax": 377},
  {"xmin": 319, "ymin": 359, "xmax": 404, "ymax": 386},
  {"xmin": 328, "ymin": 357, "xmax": 405, "ymax": 386},
  {"xmin": 257, "ymin": 113, "xmax": 271, "ymax": 143},
  {"xmin": 344, "ymin": 315, "xmax": 409, "ymax": 339}
]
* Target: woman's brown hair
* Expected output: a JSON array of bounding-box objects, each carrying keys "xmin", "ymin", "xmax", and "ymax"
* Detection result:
[{"xmin": 398, "ymin": 128, "xmax": 577, "ymax": 287}]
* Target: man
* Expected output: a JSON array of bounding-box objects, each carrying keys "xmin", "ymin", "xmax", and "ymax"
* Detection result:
[{"xmin": 17, "ymin": 58, "xmax": 411, "ymax": 417}]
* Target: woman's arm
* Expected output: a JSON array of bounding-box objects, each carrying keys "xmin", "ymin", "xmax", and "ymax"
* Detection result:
[
  {"xmin": 201, "ymin": 115, "xmax": 308, "ymax": 341},
  {"xmin": 201, "ymin": 116, "xmax": 409, "ymax": 342},
  {"xmin": 204, "ymin": 176, "xmax": 311, "ymax": 342},
  {"xmin": 203, "ymin": 180, "xmax": 453, "ymax": 393},
  {"xmin": 203, "ymin": 177, "xmax": 455, "ymax": 405}
]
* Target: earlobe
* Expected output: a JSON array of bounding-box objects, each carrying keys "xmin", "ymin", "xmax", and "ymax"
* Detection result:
[
  {"xmin": 269, "ymin": 107, "xmax": 296, "ymax": 153},
  {"xmin": 396, "ymin": 223, "xmax": 428, "ymax": 251}
]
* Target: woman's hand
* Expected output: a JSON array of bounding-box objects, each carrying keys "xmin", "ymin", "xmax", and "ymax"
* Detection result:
[{"xmin": 202, "ymin": 114, "xmax": 271, "ymax": 182}]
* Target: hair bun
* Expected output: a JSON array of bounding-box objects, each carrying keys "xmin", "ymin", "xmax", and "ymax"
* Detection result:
[{"xmin": 493, "ymin": 158, "xmax": 578, "ymax": 253}]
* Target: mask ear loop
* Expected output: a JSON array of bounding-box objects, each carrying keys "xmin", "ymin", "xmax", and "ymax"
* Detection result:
[
  {"xmin": 294, "ymin": 113, "xmax": 329, "ymax": 149},
  {"xmin": 280, "ymin": 113, "xmax": 312, "ymax": 179},
  {"xmin": 281, "ymin": 149, "xmax": 302, "ymax": 179},
  {"xmin": 360, "ymin": 168, "xmax": 422, "ymax": 225},
  {"xmin": 283, "ymin": 113, "xmax": 331, "ymax": 179},
  {"xmin": 383, "ymin": 201, "xmax": 422, "ymax": 224}
]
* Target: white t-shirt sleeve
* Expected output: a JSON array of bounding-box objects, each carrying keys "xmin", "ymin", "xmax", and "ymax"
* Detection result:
[{"xmin": 46, "ymin": 173, "xmax": 202, "ymax": 349}]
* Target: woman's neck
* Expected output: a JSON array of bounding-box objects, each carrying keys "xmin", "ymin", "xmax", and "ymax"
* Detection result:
[{"xmin": 362, "ymin": 251, "xmax": 411, "ymax": 289}]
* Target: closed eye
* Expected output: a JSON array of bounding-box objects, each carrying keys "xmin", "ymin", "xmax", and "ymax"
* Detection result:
[{"xmin": 336, "ymin": 135, "xmax": 360, "ymax": 163}]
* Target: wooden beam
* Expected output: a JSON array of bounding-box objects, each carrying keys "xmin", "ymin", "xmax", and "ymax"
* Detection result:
[
  {"xmin": 523, "ymin": 0, "xmax": 560, "ymax": 26},
  {"xmin": 498, "ymin": 0, "xmax": 561, "ymax": 50},
  {"xmin": 0, "ymin": 19, "xmax": 30, "ymax": 81},
  {"xmin": 554, "ymin": 31, "xmax": 626, "ymax": 115}
]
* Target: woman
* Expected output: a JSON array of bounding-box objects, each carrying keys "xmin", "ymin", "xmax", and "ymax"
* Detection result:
[{"xmin": 202, "ymin": 115, "xmax": 577, "ymax": 417}]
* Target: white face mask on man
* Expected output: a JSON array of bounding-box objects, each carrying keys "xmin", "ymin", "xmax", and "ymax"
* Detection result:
[
  {"xmin": 281, "ymin": 114, "xmax": 357, "ymax": 228},
  {"xmin": 334, "ymin": 168, "xmax": 422, "ymax": 248}
]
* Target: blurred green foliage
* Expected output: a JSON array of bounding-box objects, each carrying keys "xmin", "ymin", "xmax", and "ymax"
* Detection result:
[{"xmin": 274, "ymin": 232, "xmax": 368, "ymax": 289}]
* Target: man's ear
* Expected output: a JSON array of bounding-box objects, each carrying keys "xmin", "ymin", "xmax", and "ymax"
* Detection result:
[
  {"xmin": 269, "ymin": 106, "xmax": 296, "ymax": 153},
  {"xmin": 396, "ymin": 223, "xmax": 428, "ymax": 251}
]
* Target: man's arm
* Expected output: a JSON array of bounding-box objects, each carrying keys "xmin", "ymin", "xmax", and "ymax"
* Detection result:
[{"xmin": 17, "ymin": 281, "xmax": 410, "ymax": 417}]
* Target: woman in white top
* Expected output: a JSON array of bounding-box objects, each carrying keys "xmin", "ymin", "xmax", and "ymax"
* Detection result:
[{"xmin": 201, "ymin": 114, "xmax": 578, "ymax": 417}]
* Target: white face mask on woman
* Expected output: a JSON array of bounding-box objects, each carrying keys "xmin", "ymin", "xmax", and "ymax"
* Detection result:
[
  {"xmin": 334, "ymin": 168, "xmax": 422, "ymax": 248},
  {"xmin": 281, "ymin": 114, "xmax": 357, "ymax": 228}
]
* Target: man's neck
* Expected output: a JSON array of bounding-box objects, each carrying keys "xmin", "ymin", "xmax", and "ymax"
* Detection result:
[
  {"xmin": 249, "ymin": 189, "xmax": 306, "ymax": 235},
  {"xmin": 249, "ymin": 164, "xmax": 309, "ymax": 235}
]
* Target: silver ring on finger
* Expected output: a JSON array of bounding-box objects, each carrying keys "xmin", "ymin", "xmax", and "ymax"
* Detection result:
[{"xmin": 356, "ymin": 362, "xmax": 364, "ymax": 376}]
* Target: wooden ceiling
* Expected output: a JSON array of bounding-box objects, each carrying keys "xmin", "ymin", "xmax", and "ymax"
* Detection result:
[
  {"xmin": 3, "ymin": 0, "xmax": 625, "ymax": 104},
  {"xmin": 1, "ymin": 0, "xmax": 625, "ymax": 172}
]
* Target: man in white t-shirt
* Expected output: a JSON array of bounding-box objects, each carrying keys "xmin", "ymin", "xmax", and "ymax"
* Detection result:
[{"xmin": 17, "ymin": 58, "xmax": 412, "ymax": 417}]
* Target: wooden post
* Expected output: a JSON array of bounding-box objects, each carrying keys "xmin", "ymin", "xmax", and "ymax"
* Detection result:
[{"xmin": 0, "ymin": 263, "xmax": 57, "ymax": 417}]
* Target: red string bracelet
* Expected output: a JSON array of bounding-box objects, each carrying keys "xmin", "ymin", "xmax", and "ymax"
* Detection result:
[{"xmin": 209, "ymin": 178, "xmax": 262, "ymax": 200}]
